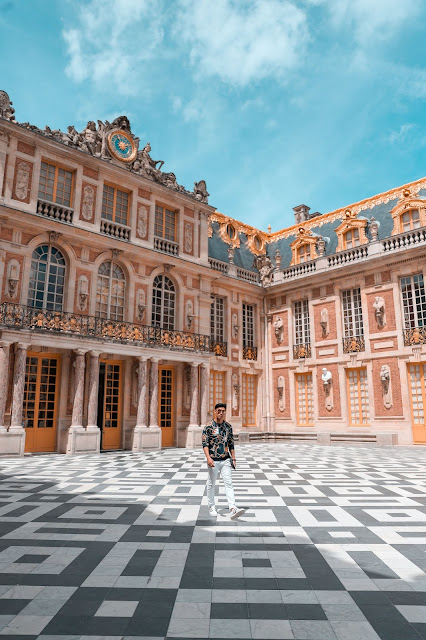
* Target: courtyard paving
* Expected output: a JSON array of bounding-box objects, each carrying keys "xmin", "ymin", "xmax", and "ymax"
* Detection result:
[{"xmin": 0, "ymin": 444, "xmax": 424, "ymax": 638}]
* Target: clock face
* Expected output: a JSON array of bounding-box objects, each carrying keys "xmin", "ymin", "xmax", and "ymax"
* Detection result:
[{"xmin": 107, "ymin": 129, "xmax": 137, "ymax": 163}]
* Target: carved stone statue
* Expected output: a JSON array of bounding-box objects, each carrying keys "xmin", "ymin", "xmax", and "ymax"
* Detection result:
[
  {"xmin": 137, "ymin": 205, "xmax": 148, "ymax": 239},
  {"xmin": 0, "ymin": 91, "xmax": 15, "ymax": 121},
  {"xmin": 321, "ymin": 367, "xmax": 333, "ymax": 411},
  {"xmin": 232, "ymin": 373, "xmax": 239, "ymax": 411},
  {"xmin": 193, "ymin": 180, "xmax": 209, "ymax": 204},
  {"xmin": 184, "ymin": 222, "xmax": 193, "ymax": 253},
  {"xmin": 277, "ymin": 375, "xmax": 285, "ymax": 412},
  {"xmin": 316, "ymin": 236, "xmax": 326, "ymax": 257},
  {"xmin": 274, "ymin": 249, "xmax": 282, "ymax": 269},
  {"xmin": 369, "ymin": 217, "xmax": 379, "ymax": 241},
  {"xmin": 14, "ymin": 161, "xmax": 30, "ymax": 201},
  {"xmin": 81, "ymin": 185, "xmax": 95, "ymax": 221},
  {"xmin": 320, "ymin": 308, "xmax": 329, "ymax": 338},
  {"xmin": 273, "ymin": 316, "xmax": 284, "ymax": 344},
  {"xmin": 254, "ymin": 254, "xmax": 274, "ymax": 286},
  {"xmin": 373, "ymin": 296, "xmax": 386, "ymax": 329},
  {"xmin": 228, "ymin": 246, "xmax": 235, "ymax": 264},
  {"xmin": 380, "ymin": 364, "xmax": 392, "ymax": 409}
]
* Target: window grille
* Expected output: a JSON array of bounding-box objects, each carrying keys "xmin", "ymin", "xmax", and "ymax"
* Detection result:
[
  {"xmin": 298, "ymin": 244, "xmax": 311, "ymax": 263},
  {"xmin": 210, "ymin": 297, "xmax": 225, "ymax": 342},
  {"xmin": 342, "ymin": 288, "xmax": 363, "ymax": 337},
  {"xmin": 294, "ymin": 300, "xmax": 310, "ymax": 345},
  {"xmin": 401, "ymin": 274, "xmax": 426, "ymax": 329},
  {"xmin": 401, "ymin": 209, "xmax": 420, "ymax": 232},
  {"xmin": 155, "ymin": 204, "xmax": 176, "ymax": 241},
  {"xmin": 38, "ymin": 161, "xmax": 73, "ymax": 207},
  {"xmin": 344, "ymin": 228, "xmax": 360, "ymax": 248},
  {"xmin": 96, "ymin": 261, "xmax": 126, "ymax": 321},
  {"xmin": 152, "ymin": 275, "xmax": 175, "ymax": 330},
  {"xmin": 242, "ymin": 303, "xmax": 255, "ymax": 347},
  {"xmin": 28, "ymin": 245, "xmax": 66, "ymax": 311},
  {"xmin": 101, "ymin": 185, "xmax": 129, "ymax": 225}
]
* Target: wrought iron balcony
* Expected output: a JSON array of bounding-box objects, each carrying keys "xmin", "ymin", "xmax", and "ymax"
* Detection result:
[
  {"xmin": 210, "ymin": 340, "xmax": 228, "ymax": 357},
  {"xmin": 343, "ymin": 335, "xmax": 365, "ymax": 353},
  {"xmin": 404, "ymin": 326, "xmax": 426, "ymax": 346},
  {"xmin": 243, "ymin": 345, "xmax": 258, "ymax": 360},
  {"xmin": 293, "ymin": 343, "xmax": 311, "ymax": 359},
  {"xmin": 0, "ymin": 303, "xmax": 211, "ymax": 353}
]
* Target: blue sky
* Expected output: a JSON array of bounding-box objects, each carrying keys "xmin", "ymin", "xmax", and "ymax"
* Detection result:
[{"xmin": 2, "ymin": 0, "xmax": 426, "ymax": 231}]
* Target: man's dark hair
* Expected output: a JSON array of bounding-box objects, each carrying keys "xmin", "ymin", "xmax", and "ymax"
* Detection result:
[{"xmin": 214, "ymin": 402, "xmax": 227, "ymax": 410}]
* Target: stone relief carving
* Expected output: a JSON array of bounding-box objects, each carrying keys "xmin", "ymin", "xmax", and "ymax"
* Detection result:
[
  {"xmin": 321, "ymin": 367, "xmax": 333, "ymax": 411},
  {"xmin": 14, "ymin": 161, "xmax": 30, "ymax": 200},
  {"xmin": 0, "ymin": 91, "xmax": 15, "ymax": 121},
  {"xmin": 380, "ymin": 364, "xmax": 392, "ymax": 409},
  {"xmin": 184, "ymin": 222, "xmax": 193, "ymax": 253},
  {"xmin": 81, "ymin": 185, "xmax": 95, "ymax": 221},
  {"xmin": 277, "ymin": 375, "xmax": 285, "ymax": 412},
  {"xmin": 184, "ymin": 365, "xmax": 191, "ymax": 412},
  {"xmin": 273, "ymin": 316, "xmax": 284, "ymax": 344},
  {"xmin": 6, "ymin": 259, "xmax": 19, "ymax": 299},
  {"xmin": 320, "ymin": 308, "xmax": 329, "ymax": 338},
  {"xmin": 2, "ymin": 90, "xmax": 208, "ymax": 203},
  {"xmin": 253, "ymin": 254, "xmax": 274, "ymax": 286},
  {"xmin": 186, "ymin": 299, "xmax": 194, "ymax": 330},
  {"xmin": 0, "ymin": 128, "xmax": 10, "ymax": 145},
  {"xmin": 137, "ymin": 204, "xmax": 148, "ymax": 239},
  {"xmin": 232, "ymin": 312, "xmax": 239, "ymax": 339},
  {"xmin": 77, "ymin": 275, "xmax": 89, "ymax": 311},
  {"xmin": 373, "ymin": 296, "xmax": 386, "ymax": 328},
  {"xmin": 137, "ymin": 290, "xmax": 146, "ymax": 322}
]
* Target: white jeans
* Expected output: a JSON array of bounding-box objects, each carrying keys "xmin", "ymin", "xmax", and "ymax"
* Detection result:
[{"xmin": 206, "ymin": 458, "xmax": 236, "ymax": 510}]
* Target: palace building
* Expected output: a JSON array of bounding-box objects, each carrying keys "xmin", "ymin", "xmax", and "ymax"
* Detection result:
[{"xmin": 0, "ymin": 89, "xmax": 425, "ymax": 455}]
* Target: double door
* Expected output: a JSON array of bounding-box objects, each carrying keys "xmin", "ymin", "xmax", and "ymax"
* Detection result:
[{"xmin": 23, "ymin": 353, "xmax": 60, "ymax": 453}]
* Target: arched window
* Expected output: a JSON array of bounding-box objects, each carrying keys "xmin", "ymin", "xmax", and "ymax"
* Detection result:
[
  {"xmin": 96, "ymin": 261, "xmax": 126, "ymax": 321},
  {"xmin": 344, "ymin": 228, "xmax": 360, "ymax": 249},
  {"xmin": 298, "ymin": 244, "xmax": 311, "ymax": 263},
  {"xmin": 152, "ymin": 275, "xmax": 175, "ymax": 330},
  {"xmin": 401, "ymin": 209, "xmax": 420, "ymax": 232},
  {"xmin": 28, "ymin": 245, "xmax": 66, "ymax": 310}
]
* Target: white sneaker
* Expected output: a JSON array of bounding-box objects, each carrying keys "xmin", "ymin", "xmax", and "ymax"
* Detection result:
[
  {"xmin": 209, "ymin": 506, "xmax": 218, "ymax": 517},
  {"xmin": 229, "ymin": 507, "xmax": 245, "ymax": 519}
]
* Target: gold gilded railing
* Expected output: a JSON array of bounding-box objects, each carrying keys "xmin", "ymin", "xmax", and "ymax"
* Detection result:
[
  {"xmin": 343, "ymin": 335, "xmax": 365, "ymax": 353},
  {"xmin": 243, "ymin": 345, "xmax": 258, "ymax": 360},
  {"xmin": 0, "ymin": 304, "xmax": 211, "ymax": 353}
]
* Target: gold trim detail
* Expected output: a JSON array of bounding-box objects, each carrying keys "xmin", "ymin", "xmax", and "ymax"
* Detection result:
[
  {"xmin": 390, "ymin": 191, "xmax": 426, "ymax": 235},
  {"xmin": 335, "ymin": 209, "xmax": 368, "ymax": 251},
  {"xmin": 290, "ymin": 227, "xmax": 318, "ymax": 265},
  {"xmin": 107, "ymin": 129, "xmax": 137, "ymax": 163}
]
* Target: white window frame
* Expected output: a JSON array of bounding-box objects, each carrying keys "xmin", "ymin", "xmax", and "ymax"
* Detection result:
[
  {"xmin": 294, "ymin": 300, "xmax": 310, "ymax": 346},
  {"xmin": 342, "ymin": 288, "xmax": 364, "ymax": 338},
  {"xmin": 401, "ymin": 273, "xmax": 426, "ymax": 329}
]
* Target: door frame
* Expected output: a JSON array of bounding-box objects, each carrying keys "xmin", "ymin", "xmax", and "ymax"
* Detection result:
[
  {"xmin": 24, "ymin": 352, "xmax": 62, "ymax": 453},
  {"xmin": 158, "ymin": 364, "xmax": 175, "ymax": 447},
  {"xmin": 99, "ymin": 358, "xmax": 123, "ymax": 451},
  {"xmin": 295, "ymin": 371, "xmax": 314, "ymax": 427},
  {"xmin": 408, "ymin": 362, "xmax": 426, "ymax": 444},
  {"xmin": 346, "ymin": 366, "xmax": 370, "ymax": 427}
]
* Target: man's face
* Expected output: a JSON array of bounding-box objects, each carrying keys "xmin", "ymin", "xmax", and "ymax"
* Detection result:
[{"xmin": 214, "ymin": 407, "xmax": 226, "ymax": 424}]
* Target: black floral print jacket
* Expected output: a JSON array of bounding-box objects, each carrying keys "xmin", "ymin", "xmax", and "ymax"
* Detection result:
[{"xmin": 202, "ymin": 420, "xmax": 235, "ymax": 461}]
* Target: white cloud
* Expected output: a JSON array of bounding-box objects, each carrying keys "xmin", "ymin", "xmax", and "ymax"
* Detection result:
[
  {"xmin": 387, "ymin": 123, "xmax": 415, "ymax": 145},
  {"xmin": 62, "ymin": 0, "xmax": 164, "ymax": 93},
  {"xmin": 173, "ymin": 0, "xmax": 309, "ymax": 87}
]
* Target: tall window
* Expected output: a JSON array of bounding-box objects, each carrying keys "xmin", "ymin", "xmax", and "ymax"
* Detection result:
[
  {"xmin": 102, "ymin": 185, "xmax": 129, "ymax": 226},
  {"xmin": 96, "ymin": 261, "xmax": 126, "ymax": 321},
  {"xmin": 344, "ymin": 228, "xmax": 360, "ymax": 249},
  {"xmin": 209, "ymin": 371, "xmax": 225, "ymax": 413},
  {"xmin": 342, "ymin": 288, "xmax": 363, "ymax": 338},
  {"xmin": 401, "ymin": 209, "xmax": 420, "ymax": 232},
  {"xmin": 242, "ymin": 303, "xmax": 255, "ymax": 347},
  {"xmin": 38, "ymin": 161, "xmax": 73, "ymax": 207},
  {"xmin": 28, "ymin": 245, "xmax": 66, "ymax": 310},
  {"xmin": 152, "ymin": 275, "xmax": 175, "ymax": 330},
  {"xmin": 294, "ymin": 300, "xmax": 310, "ymax": 346},
  {"xmin": 401, "ymin": 274, "xmax": 426, "ymax": 329},
  {"xmin": 242, "ymin": 374, "xmax": 257, "ymax": 427},
  {"xmin": 155, "ymin": 204, "xmax": 176, "ymax": 241},
  {"xmin": 210, "ymin": 297, "xmax": 225, "ymax": 342},
  {"xmin": 298, "ymin": 244, "xmax": 311, "ymax": 263}
]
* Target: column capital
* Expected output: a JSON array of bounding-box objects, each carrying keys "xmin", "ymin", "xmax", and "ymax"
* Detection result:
[
  {"xmin": 0, "ymin": 340, "xmax": 12, "ymax": 349},
  {"xmin": 137, "ymin": 355, "xmax": 148, "ymax": 363},
  {"xmin": 150, "ymin": 357, "xmax": 161, "ymax": 364},
  {"xmin": 200, "ymin": 362, "xmax": 209, "ymax": 370},
  {"xmin": 15, "ymin": 343, "xmax": 29, "ymax": 350},
  {"xmin": 190, "ymin": 362, "xmax": 199, "ymax": 369},
  {"xmin": 74, "ymin": 349, "xmax": 87, "ymax": 356},
  {"xmin": 88, "ymin": 350, "xmax": 102, "ymax": 358}
]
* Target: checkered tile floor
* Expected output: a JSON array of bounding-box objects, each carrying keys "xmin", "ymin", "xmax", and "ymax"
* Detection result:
[{"xmin": 0, "ymin": 444, "xmax": 425, "ymax": 638}]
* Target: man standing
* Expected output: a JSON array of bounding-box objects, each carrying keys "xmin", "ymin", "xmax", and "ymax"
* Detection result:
[{"xmin": 202, "ymin": 402, "xmax": 245, "ymax": 519}]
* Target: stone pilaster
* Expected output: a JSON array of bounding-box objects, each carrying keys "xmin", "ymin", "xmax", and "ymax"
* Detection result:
[
  {"xmin": 133, "ymin": 356, "xmax": 160, "ymax": 450},
  {"xmin": 71, "ymin": 350, "xmax": 86, "ymax": 429},
  {"xmin": 0, "ymin": 342, "xmax": 11, "ymax": 432},
  {"xmin": 186, "ymin": 363, "xmax": 203, "ymax": 448},
  {"xmin": 87, "ymin": 351, "xmax": 100, "ymax": 430},
  {"xmin": 200, "ymin": 362, "xmax": 209, "ymax": 427},
  {"xmin": 149, "ymin": 358, "xmax": 159, "ymax": 428},
  {"xmin": 10, "ymin": 343, "xmax": 28, "ymax": 429}
]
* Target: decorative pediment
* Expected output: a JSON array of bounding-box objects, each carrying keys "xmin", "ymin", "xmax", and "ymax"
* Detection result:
[
  {"xmin": 335, "ymin": 209, "xmax": 368, "ymax": 251},
  {"xmin": 390, "ymin": 190, "xmax": 426, "ymax": 235},
  {"xmin": 290, "ymin": 227, "xmax": 318, "ymax": 265}
]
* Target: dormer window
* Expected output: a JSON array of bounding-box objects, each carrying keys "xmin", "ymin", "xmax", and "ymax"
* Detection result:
[
  {"xmin": 298, "ymin": 244, "xmax": 311, "ymax": 263},
  {"xmin": 344, "ymin": 228, "xmax": 360, "ymax": 249},
  {"xmin": 335, "ymin": 210, "xmax": 368, "ymax": 252},
  {"xmin": 401, "ymin": 209, "xmax": 420, "ymax": 232},
  {"xmin": 226, "ymin": 224, "xmax": 236, "ymax": 240}
]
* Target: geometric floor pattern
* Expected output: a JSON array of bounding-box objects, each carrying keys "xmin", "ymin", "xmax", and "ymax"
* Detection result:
[{"xmin": 0, "ymin": 444, "xmax": 425, "ymax": 639}]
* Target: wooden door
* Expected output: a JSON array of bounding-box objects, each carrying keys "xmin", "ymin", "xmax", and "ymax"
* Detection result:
[
  {"xmin": 346, "ymin": 367, "xmax": 370, "ymax": 426},
  {"xmin": 159, "ymin": 366, "xmax": 174, "ymax": 447},
  {"xmin": 295, "ymin": 372, "xmax": 314, "ymax": 426},
  {"xmin": 23, "ymin": 353, "xmax": 60, "ymax": 452},
  {"xmin": 408, "ymin": 364, "xmax": 426, "ymax": 443},
  {"xmin": 99, "ymin": 360, "xmax": 122, "ymax": 450},
  {"xmin": 242, "ymin": 373, "xmax": 257, "ymax": 427}
]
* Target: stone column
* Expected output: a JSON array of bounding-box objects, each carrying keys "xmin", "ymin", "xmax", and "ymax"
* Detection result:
[
  {"xmin": 10, "ymin": 343, "xmax": 28, "ymax": 430},
  {"xmin": 189, "ymin": 363, "xmax": 199, "ymax": 428},
  {"xmin": 136, "ymin": 356, "xmax": 148, "ymax": 428},
  {"xmin": 133, "ymin": 356, "xmax": 160, "ymax": 451},
  {"xmin": 0, "ymin": 342, "xmax": 11, "ymax": 431},
  {"xmin": 149, "ymin": 358, "xmax": 159, "ymax": 428},
  {"xmin": 200, "ymin": 363, "xmax": 209, "ymax": 427},
  {"xmin": 70, "ymin": 350, "xmax": 86, "ymax": 429},
  {"xmin": 87, "ymin": 351, "xmax": 100, "ymax": 431}
]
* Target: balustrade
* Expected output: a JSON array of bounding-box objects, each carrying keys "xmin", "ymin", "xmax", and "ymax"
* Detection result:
[
  {"xmin": 153, "ymin": 236, "xmax": 179, "ymax": 256},
  {"xmin": 37, "ymin": 199, "xmax": 73, "ymax": 223},
  {"xmin": 327, "ymin": 246, "xmax": 368, "ymax": 267},
  {"xmin": 100, "ymin": 219, "xmax": 131, "ymax": 240}
]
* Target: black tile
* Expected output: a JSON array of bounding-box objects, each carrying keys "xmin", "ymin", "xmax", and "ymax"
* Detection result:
[
  {"xmin": 0, "ymin": 599, "xmax": 29, "ymax": 615},
  {"xmin": 276, "ymin": 578, "xmax": 312, "ymax": 590},
  {"xmin": 248, "ymin": 603, "xmax": 287, "ymax": 619},
  {"xmin": 244, "ymin": 578, "xmax": 279, "ymax": 590},
  {"xmin": 134, "ymin": 600, "xmax": 174, "ymax": 618},
  {"xmin": 126, "ymin": 616, "xmax": 170, "ymax": 636},
  {"xmin": 242, "ymin": 558, "xmax": 272, "ymax": 567},
  {"xmin": 140, "ymin": 588, "xmax": 178, "ymax": 603},
  {"xmin": 41, "ymin": 615, "xmax": 92, "ymax": 635},
  {"xmin": 350, "ymin": 591, "xmax": 393, "ymax": 605},
  {"xmin": 84, "ymin": 616, "xmax": 132, "ymax": 636},
  {"xmin": 285, "ymin": 604, "xmax": 327, "ymax": 620},
  {"xmin": 212, "ymin": 578, "xmax": 245, "ymax": 590},
  {"xmin": 385, "ymin": 592, "xmax": 426, "ymax": 605},
  {"xmin": 292, "ymin": 545, "xmax": 344, "ymax": 591},
  {"xmin": 366, "ymin": 618, "xmax": 422, "ymax": 640},
  {"xmin": 16, "ymin": 554, "xmax": 49, "ymax": 564},
  {"xmin": 211, "ymin": 603, "xmax": 249, "ymax": 619},
  {"xmin": 412, "ymin": 623, "xmax": 426, "ymax": 639}
]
